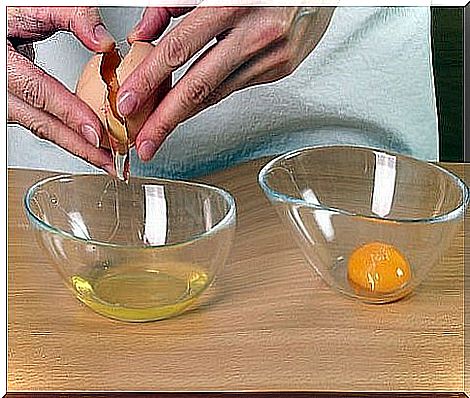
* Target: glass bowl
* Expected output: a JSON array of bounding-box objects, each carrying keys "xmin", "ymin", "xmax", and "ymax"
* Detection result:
[
  {"xmin": 259, "ymin": 145, "xmax": 468, "ymax": 304},
  {"xmin": 24, "ymin": 174, "xmax": 236, "ymax": 322}
]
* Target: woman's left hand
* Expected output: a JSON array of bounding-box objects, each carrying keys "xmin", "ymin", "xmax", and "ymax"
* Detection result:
[{"xmin": 118, "ymin": 6, "xmax": 335, "ymax": 161}]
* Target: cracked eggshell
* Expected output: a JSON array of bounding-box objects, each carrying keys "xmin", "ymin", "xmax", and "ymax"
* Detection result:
[{"xmin": 76, "ymin": 41, "xmax": 169, "ymax": 148}]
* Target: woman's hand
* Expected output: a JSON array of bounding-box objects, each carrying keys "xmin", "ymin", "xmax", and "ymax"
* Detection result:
[
  {"xmin": 7, "ymin": 7, "xmax": 116, "ymax": 173},
  {"xmin": 118, "ymin": 6, "xmax": 335, "ymax": 161}
]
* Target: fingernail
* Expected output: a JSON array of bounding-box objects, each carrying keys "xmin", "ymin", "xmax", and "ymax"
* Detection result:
[
  {"xmin": 93, "ymin": 24, "xmax": 115, "ymax": 50},
  {"xmin": 118, "ymin": 91, "xmax": 137, "ymax": 116},
  {"xmin": 138, "ymin": 140, "xmax": 157, "ymax": 161},
  {"xmin": 82, "ymin": 124, "xmax": 100, "ymax": 148}
]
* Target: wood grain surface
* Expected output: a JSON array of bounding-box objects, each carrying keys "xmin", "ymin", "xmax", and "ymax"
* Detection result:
[
  {"xmin": 7, "ymin": 161, "xmax": 467, "ymax": 392},
  {"xmin": 4, "ymin": 393, "xmax": 468, "ymax": 398}
]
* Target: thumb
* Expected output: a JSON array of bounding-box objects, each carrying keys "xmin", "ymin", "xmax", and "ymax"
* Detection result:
[
  {"xmin": 57, "ymin": 7, "xmax": 115, "ymax": 52},
  {"xmin": 128, "ymin": 7, "xmax": 193, "ymax": 42}
]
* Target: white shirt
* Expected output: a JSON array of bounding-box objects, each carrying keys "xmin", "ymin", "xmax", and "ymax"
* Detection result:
[{"xmin": 8, "ymin": 6, "xmax": 438, "ymax": 178}]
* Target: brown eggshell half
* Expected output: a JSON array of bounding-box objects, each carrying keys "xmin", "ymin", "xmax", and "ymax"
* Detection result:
[{"xmin": 76, "ymin": 41, "xmax": 170, "ymax": 149}]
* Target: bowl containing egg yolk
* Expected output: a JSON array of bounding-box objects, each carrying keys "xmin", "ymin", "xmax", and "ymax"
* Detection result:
[{"xmin": 259, "ymin": 145, "xmax": 468, "ymax": 303}]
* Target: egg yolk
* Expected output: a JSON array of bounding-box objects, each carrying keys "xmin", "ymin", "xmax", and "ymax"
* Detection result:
[{"xmin": 347, "ymin": 242, "xmax": 411, "ymax": 294}]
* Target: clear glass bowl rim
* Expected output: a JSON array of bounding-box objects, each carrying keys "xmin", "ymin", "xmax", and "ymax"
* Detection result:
[
  {"xmin": 24, "ymin": 173, "xmax": 236, "ymax": 250},
  {"xmin": 258, "ymin": 145, "xmax": 469, "ymax": 224}
]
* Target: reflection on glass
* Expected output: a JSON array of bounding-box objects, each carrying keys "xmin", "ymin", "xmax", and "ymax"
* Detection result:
[
  {"xmin": 144, "ymin": 185, "xmax": 167, "ymax": 246},
  {"xmin": 290, "ymin": 206, "xmax": 314, "ymax": 245},
  {"xmin": 302, "ymin": 188, "xmax": 335, "ymax": 242},
  {"xmin": 372, "ymin": 152, "xmax": 397, "ymax": 217},
  {"xmin": 52, "ymin": 234, "xmax": 67, "ymax": 259},
  {"xmin": 68, "ymin": 211, "xmax": 90, "ymax": 240},
  {"xmin": 203, "ymin": 197, "xmax": 213, "ymax": 232}
]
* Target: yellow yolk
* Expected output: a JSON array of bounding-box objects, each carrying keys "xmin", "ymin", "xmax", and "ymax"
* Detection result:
[{"xmin": 347, "ymin": 242, "xmax": 411, "ymax": 294}]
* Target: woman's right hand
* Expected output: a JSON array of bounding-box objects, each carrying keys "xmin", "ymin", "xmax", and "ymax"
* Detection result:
[{"xmin": 7, "ymin": 7, "xmax": 116, "ymax": 174}]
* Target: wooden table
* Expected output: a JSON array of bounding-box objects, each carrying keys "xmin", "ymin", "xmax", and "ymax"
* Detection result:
[{"xmin": 7, "ymin": 161, "xmax": 467, "ymax": 392}]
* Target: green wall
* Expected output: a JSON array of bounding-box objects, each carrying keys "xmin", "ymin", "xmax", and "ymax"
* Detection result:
[{"xmin": 431, "ymin": 7, "xmax": 464, "ymax": 162}]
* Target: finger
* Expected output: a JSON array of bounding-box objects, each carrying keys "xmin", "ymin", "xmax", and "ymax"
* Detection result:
[
  {"xmin": 133, "ymin": 28, "xmax": 299, "ymax": 161},
  {"xmin": 193, "ymin": 7, "xmax": 333, "ymax": 109},
  {"xmin": 7, "ymin": 7, "xmax": 115, "ymax": 52},
  {"xmin": 176, "ymin": 62, "xmax": 277, "ymax": 126},
  {"xmin": 128, "ymin": 7, "xmax": 193, "ymax": 42},
  {"xmin": 57, "ymin": 7, "xmax": 115, "ymax": 52},
  {"xmin": 204, "ymin": 32, "xmax": 311, "ymax": 96},
  {"xmin": 134, "ymin": 66, "xmax": 264, "ymax": 162},
  {"xmin": 8, "ymin": 93, "xmax": 115, "ymax": 175},
  {"xmin": 7, "ymin": 7, "xmax": 58, "ymax": 41},
  {"xmin": 118, "ymin": 7, "xmax": 238, "ymax": 117},
  {"xmin": 185, "ymin": 28, "xmax": 323, "ymax": 119},
  {"xmin": 8, "ymin": 46, "xmax": 104, "ymax": 148},
  {"xmin": 134, "ymin": 35, "xmax": 250, "ymax": 161}
]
